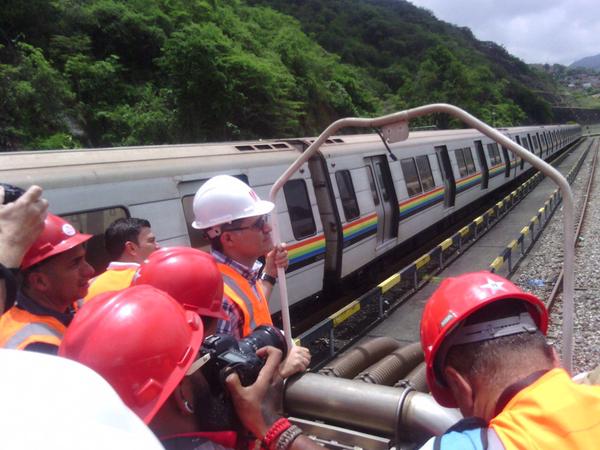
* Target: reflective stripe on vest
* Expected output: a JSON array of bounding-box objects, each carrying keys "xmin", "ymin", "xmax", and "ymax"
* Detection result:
[
  {"xmin": 217, "ymin": 263, "xmax": 272, "ymax": 337},
  {"xmin": 4, "ymin": 322, "xmax": 62, "ymax": 349},
  {"xmin": 0, "ymin": 306, "xmax": 65, "ymax": 350},
  {"xmin": 490, "ymin": 368, "xmax": 600, "ymax": 450}
]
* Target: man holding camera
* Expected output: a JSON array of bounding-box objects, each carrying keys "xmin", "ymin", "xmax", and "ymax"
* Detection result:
[
  {"xmin": 0, "ymin": 211, "xmax": 94, "ymax": 353},
  {"xmin": 59, "ymin": 285, "xmax": 321, "ymax": 450},
  {"xmin": 191, "ymin": 175, "xmax": 310, "ymax": 378}
]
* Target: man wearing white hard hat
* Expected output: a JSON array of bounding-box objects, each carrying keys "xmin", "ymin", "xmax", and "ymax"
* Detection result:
[{"xmin": 192, "ymin": 175, "xmax": 310, "ymax": 377}]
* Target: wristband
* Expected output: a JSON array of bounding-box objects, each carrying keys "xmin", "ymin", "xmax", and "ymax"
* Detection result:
[
  {"xmin": 260, "ymin": 273, "xmax": 277, "ymax": 286},
  {"xmin": 275, "ymin": 425, "xmax": 303, "ymax": 450},
  {"xmin": 262, "ymin": 417, "xmax": 291, "ymax": 450}
]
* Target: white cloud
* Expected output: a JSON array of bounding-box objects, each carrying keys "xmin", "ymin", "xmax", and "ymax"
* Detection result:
[{"xmin": 408, "ymin": 0, "xmax": 600, "ymax": 65}]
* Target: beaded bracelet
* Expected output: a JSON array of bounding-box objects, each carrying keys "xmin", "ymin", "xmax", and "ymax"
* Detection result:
[
  {"xmin": 275, "ymin": 425, "xmax": 303, "ymax": 450},
  {"xmin": 262, "ymin": 418, "xmax": 291, "ymax": 450}
]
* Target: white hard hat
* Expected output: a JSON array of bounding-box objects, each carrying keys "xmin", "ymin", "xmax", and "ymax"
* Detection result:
[
  {"xmin": 0, "ymin": 349, "xmax": 164, "ymax": 450},
  {"xmin": 191, "ymin": 175, "xmax": 274, "ymax": 235}
]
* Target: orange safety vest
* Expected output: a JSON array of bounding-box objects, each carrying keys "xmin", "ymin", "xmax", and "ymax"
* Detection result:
[
  {"xmin": 217, "ymin": 263, "xmax": 273, "ymax": 337},
  {"xmin": 0, "ymin": 306, "xmax": 65, "ymax": 350},
  {"xmin": 83, "ymin": 262, "xmax": 139, "ymax": 304},
  {"xmin": 490, "ymin": 368, "xmax": 600, "ymax": 449}
]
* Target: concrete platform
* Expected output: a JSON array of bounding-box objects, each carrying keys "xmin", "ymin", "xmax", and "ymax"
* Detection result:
[{"xmin": 362, "ymin": 140, "xmax": 591, "ymax": 345}]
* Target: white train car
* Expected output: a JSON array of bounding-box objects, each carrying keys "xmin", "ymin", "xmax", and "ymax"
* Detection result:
[{"xmin": 1, "ymin": 124, "xmax": 580, "ymax": 312}]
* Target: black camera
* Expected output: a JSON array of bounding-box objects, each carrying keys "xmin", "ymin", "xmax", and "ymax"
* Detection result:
[
  {"xmin": 200, "ymin": 325, "xmax": 288, "ymax": 387},
  {"xmin": 194, "ymin": 326, "xmax": 288, "ymax": 432},
  {"xmin": 0, "ymin": 183, "xmax": 25, "ymax": 205}
]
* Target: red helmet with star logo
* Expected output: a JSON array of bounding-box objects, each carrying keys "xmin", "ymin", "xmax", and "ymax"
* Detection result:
[{"xmin": 420, "ymin": 271, "xmax": 548, "ymax": 407}]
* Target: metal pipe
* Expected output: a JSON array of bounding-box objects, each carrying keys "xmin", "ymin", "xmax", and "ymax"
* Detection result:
[
  {"xmin": 357, "ymin": 342, "xmax": 423, "ymax": 385},
  {"xmin": 285, "ymin": 373, "xmax": 461, "ymax": 440},
  {"xmin": 269, "ymin": 104, "xmax": 575, "ymax": 371},
  {"xmin": 401, "ymin": 390, "xmax": 462, "ymax": 439},
  {"xmin": 319, "ymin": 337, "xmax": 402, "ymax": 378},
  {"xmin": 395, "ymin": 362, "xmax": 428, "ymax": 393}
]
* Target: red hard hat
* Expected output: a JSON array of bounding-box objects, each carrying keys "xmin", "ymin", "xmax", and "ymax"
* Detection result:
[
  {"xmin": 21, "ymin": 213, "xmax": 92, "ymax": 270},
  {"xmin": 132, "ymin": 247, "xmax": 226, "ymax": 320},
  {"xmin": 59, "ymin": 285, "xmax": 204, "ymax": 424},
  {"xmin": 420, "ymin": 271, "xmax": 548, "ymax": 407}
]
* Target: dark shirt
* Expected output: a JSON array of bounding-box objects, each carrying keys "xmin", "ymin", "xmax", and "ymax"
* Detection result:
[{"xmin": 15, "ymin": 290, "xmax": 74, "ymax": 327}]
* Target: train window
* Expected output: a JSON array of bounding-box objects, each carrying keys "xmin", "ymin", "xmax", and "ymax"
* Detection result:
[
  {"xmin": 181, "ymin": 195, "xmax": 210, "ymax": 250},
  {"xmin": 416, "ymin": 155, "xmax": 435, "ymax": 192},
  {"xmin": 463, "ymin": 148, "xmax": 476, "ymax": 174},
  {"xmin": 400, "ymin": 158, "xmax": 422, "ymax": 197},
  {"xmin": 486, "ymin": 143, "xmax": 501, "ymax": 165},
  {"xmin": 533, "ymin": 135, "xmax": 539, "ymax": 150},
  {"xmin": 366, "ymin": 166, "xmax": 380, "ymax": 206},
  {"xmin": 62, "ymin": 206, "xmax": 129, "ymax": 274},
  {"xmin": 335, "ymin": 170, "xmax": 360, "ymax": 221},
  {"xmin": 454, "ymin": 149, "xmax": 468, "ymax": 177},
  {"xmin": 522, "ymin": 138, "xmax": 530, "ymax": 151},
  {"xmin": 283, "ymin": 179, "xmax": 317, "ymax": 240}
]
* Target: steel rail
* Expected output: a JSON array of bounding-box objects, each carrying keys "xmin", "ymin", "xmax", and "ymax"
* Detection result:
[
  {"xmin": 546, "ymin": 138, "xmax": 599, "ymax": 313},
  {"xmin": 268, "ymin": 104, "xmax": 575, "ymax": 371}
]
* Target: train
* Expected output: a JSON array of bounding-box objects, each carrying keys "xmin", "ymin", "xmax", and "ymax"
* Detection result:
[{"xmin": 1, "ymin": 123, "xmax": 581, "ymax": 313}]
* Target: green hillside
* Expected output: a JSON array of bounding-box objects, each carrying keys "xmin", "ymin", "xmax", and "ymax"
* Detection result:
[{"xmin": 0, "ymin": 0, "xmax": 560, "ymax": 150}]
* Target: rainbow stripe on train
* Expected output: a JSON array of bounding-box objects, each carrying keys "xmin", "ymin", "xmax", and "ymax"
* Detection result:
[{"xmin": 287, "ymin": 171, "xmax": 487, "ymax": 266}]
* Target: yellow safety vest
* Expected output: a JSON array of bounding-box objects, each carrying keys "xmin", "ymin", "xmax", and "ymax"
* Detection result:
[
  {"xmin": 217, "ymin": 263, "xmax": 273, "ymax": 337},
  {"xmin": 491, "ymin": 368, "xmax": 600, "ymax": 449}
]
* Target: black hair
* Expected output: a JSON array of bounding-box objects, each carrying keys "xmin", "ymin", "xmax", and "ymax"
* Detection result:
[
  {"xmin": 444, "ymin": 300, "xmax": 554, "ymax": 382},
  {"xmin": 105, "ymin": 217, "xmax": 151, "ymax": 260}
]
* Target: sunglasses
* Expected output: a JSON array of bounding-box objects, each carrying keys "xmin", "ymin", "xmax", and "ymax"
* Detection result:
[{"xmin": 224, "ymin": 215, "xmax": 269, "ymax": 232}]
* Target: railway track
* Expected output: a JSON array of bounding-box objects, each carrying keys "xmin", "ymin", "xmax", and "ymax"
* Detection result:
[
  {"xmin": 546, "ymin": 139, "xmax": 599, "ymax": 312},
  {"xmin": 296, "ymin": 137, "xmax": 593, "ymax": 369}
]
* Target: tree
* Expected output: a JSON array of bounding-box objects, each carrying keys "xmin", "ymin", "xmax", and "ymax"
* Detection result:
[{"xmin": 0, "ymin": 43, "xmax": 76, "ymax": 150}]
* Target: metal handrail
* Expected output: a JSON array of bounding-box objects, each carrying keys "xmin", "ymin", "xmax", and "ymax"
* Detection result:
[{"xmin": 268, "ymin": 104, "xmax": 575, "ymax": 372}]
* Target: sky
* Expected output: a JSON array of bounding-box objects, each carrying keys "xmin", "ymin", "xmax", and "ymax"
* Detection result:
[{"xmin": 408, "ymin": 0, "xmax": 600, "ymax": 65}]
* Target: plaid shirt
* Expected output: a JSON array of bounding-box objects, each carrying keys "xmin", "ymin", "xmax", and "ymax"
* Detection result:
[{"xmin": 212, "ymin": 250, "xmax": 263, "ymax": 339}]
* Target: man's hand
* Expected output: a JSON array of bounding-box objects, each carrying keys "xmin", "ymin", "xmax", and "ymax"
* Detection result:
[
  {"xmin": 279, "ymin": 345, "xmax": 311, "ymax": 379},
  {"xmin": 265, "ymin": 243, "xmax": 289, "ymax": 277},
  {"xmin": 225, "ymin": 346, "xmax": 284, "ymax": 439},
  {"xmin": 0, "ymin": 185, "xmax": 48, "ymax": 268}
]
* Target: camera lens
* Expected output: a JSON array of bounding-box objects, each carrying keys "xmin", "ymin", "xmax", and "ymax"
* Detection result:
[
  {"xmin": 237, "ymin": 325, "xmax": 288, "ymax": 357},
  {"xmin": 0, "ymin": 183, "xmax": 25, "ymax": 205}
]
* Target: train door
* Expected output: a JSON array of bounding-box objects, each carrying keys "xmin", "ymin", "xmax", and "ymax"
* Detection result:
[
  {"xmin": 307, "ymin": 154, "xmax": 343, "ymax": 292},
  {"xmin": 501, "ymin": 145, "xmax": 511, "ymax": 178},
  {"xmin": 474, "ymin": 140, "xmax": 488, "ymax": 189},
  {"xmin": 514, "ymin": 136, "xmax": 525, "ymax": 170},
  {"xmin": 435, "ymin": 145, "xmax": 456, "ymax": 208},
  {"xmin": 364, "ymin": 155, "xmax": 398, "ymax": 246}
]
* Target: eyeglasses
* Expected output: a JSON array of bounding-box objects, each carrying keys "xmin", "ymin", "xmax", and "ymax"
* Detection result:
[{"xmin": 224, "ymin": 215, "xmax": 269, "ymax": 233}]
